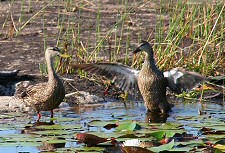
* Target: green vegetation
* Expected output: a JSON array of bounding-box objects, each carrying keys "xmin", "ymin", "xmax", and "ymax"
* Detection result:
[
  {"xmin": 1, "ymin": 102, "xmax": 225, "ymax": 152},
  {"xmin": 0, "ymin": 1, "xmax": 224, "ymax": 152},
  {"xmin": 3, "ymin": 0, "xmax": 224, "ymax": 76}
]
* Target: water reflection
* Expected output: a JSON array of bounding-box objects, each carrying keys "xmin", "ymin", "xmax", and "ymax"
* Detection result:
[
  {"xmin": 21, "ymin": 121, "xmax": 55, "ymax": 134},
  {"xmin": 21, "ymin": 121, "xmax": 66, "ymax": 152},
  {"xmin": 145, "ymin": 112, "xmax": 169, "ymax": 123},
  {"xmin": 0, "ymin": 100, "xmax": 225, "ymax": 152},
  {"xmin": 37, "ymin": 137, "xmax": 66, "ymax": 152}
]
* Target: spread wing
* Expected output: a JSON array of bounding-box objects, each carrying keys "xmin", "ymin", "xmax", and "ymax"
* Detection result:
[
  {"xmin": 70, "ymin": 62, "xmax": 206, "ymax": 95},
  {"xmin": 207, "ymin": 75, "xmax": 225, "ymax": 85},
  {"xmin": 70, "ymin": 63, "xmax": 140, "ymax": 96},
  {"xmin": 163, "ymin": 67, "xmax": 206, "ymax": 93}
]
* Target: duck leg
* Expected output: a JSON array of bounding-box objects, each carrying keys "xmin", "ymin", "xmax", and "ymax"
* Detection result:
[
  {"xmin": 37, "ymin": 112, "xmax": 41, "ymax": 122},
  {"xmin": 50, "ymin": 110, "xmax": 54, "ymax": 118}
]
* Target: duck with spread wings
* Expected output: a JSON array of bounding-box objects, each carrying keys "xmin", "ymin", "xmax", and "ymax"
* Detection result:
[{"xmin": 69, "ymin": 41, "xmax": 207, "ymax": 113}]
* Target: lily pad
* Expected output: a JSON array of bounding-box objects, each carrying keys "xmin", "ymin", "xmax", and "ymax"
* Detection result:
[
  {"xmin": 35, "ymin": 124, "xmax": 82, "ymax": 130},
  {"xmin": 88, "ymin": 120, "xmax": 118, "ymax": 127},
  {"xmin": 31, "ymin": 130, "xmax": 71, "ymax": 136},
  {"xmin": 116, "ymin": 121, "xmax": 141, "ymax": 131},
  {"xmin": 150, "ymin": 131, "xmax": 176, "ymax": 140},
  {"xmin": 149, "ymin": 139, "xmax": 175, "ymax": 152},
  {"xmin": 214, "ymin": 144, "xmax": 225, "ymax": 151}
]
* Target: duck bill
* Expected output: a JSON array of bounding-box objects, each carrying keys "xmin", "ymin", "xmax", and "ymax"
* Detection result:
[
  {"xmin": 133, "ymin": 47, "xmax": 141, "ymax": 54},
  {"xmin": 53, "ymin": 47, "xmax": 61, "ymax": 52}
]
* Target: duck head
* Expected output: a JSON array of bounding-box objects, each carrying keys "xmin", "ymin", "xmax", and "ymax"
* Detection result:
[
  {"xmin": 133, "ymin": 41, "xmax": 154, "ymax": 56},
  {"xmin": 45, "ymin": 47, "xmax": 62, "ymax": 58}
]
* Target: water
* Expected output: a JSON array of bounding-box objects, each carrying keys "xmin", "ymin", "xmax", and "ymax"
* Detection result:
[{"xmin": 0, "ymin": 100, "xmax": 224, "ymax": 152}]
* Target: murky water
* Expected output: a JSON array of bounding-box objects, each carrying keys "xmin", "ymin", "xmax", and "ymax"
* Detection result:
[{"xmin": 0, "ymin": 100, "xmax": 224, "ymax": 153}]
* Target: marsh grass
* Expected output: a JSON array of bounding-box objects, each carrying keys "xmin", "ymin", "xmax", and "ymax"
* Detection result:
[
  {"xmin": 7, "ymin": 0, "xmax": 225, "ymax": 77},
  {"xmin": 156, "ymin": 1, "xmax": 225, "ymax": 76}
]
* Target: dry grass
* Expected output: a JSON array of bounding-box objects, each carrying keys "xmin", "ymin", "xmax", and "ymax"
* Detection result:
[{"xmin": 0, "ymin": 0, "xmax": 224, "ymax": 76}]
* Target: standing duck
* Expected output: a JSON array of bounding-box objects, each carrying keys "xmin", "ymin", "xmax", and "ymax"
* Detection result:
[
  {"xmin": 15, "ymin": 47, "xmax": 65, "ymax": 121},
  {"xmin": 69, "ymin": 41, "xmax": 207, "ymax": 113},
  {"xmin": 132, "ymin": 41, "xmax": 171, "ymax": 113}
]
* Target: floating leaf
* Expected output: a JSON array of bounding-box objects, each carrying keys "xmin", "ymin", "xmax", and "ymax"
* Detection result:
[
  {"xmin": 175, "ymin": 139, "xmax": 205, "ymax": 147},
  {"xmin": 88, "ymin": 120, "xmax": 118, "ymax": 127},
  {"xmin": 149, "ymin": 139, "xmax": 175, "ymax": 152},
  {"xmin": 122, "ymin": 146, "xmax": 154, "ymax": 153},
  {"xmin": 0, "ymin": 141, "xmax": 41, "ymax": 147},
  {"xmin": 46, "ymin": 137, "xmax": 66, "ymax": 144},
  {"xmin": 151, "ymin": 131, "xmax": 175, "ymax": 140},
  {"xmin": 150, "ymin": 131, "xmax": 166, "ymax": 140},
  {"xmin": 31, "ymin": 130, "xmax": 70, "ymax": 136},
  {"xmin": 158, "ymin": 123, "xmax": 183, "ymax": 130},
  {"xmin": 76, "ymin": 146, "xmax": 105, "ymax": 152},
  {"xmin": 169, "ymin": 146, "xmax": 193, "ymax": 152},
  {"xmin": 35, "ymin": 124, "xmax": 82, "ymax": 130},
  {"xmin": 55, "ymin": 117, "xmax": 81, "ymax": 122},
  {"xmin": 76, "ymin": 133, "xmax": 108, "ymax": 147},
  {"xmin": 116, "ymin": 121, "xmax": 141, "ymax": 131},
  {"xmin": 214, "ymin": 144, "xmax": 225, "ymax": 151}
]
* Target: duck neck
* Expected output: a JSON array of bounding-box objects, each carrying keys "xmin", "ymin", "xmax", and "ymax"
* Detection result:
[
  {"xmin": 143, "ymin": 53, "xmax": 158, "ymax": 72},
  {"xmin": 45, "ymin": 54, "xmax": 58, "ymax": 83}
]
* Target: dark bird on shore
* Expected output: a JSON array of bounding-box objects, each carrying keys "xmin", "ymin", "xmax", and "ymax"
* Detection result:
[
  {"xmin": 15, "ymin": 47, "xmax": 65, "ymax": 121},
  {"xmin": 69, "ymin": 41, "xmax": 223, "ymax": 113}
]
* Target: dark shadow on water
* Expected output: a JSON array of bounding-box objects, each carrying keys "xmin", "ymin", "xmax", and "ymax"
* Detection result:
[
  {"xmin": 21, "ymin": 121, "xmax": 55, "ymax": 134},
  {"xmin": 37, "ymin": 137, "xmax": 66, "ymax": 152},
  {"xmin": 32, "ymin": 120, "xmax": 55, "ymax": 126},
  {"xmin": 21, "ymin": 120, "xmax": 66, "ymax": 152},
  {"xmin": 145, "ymin": 112, "xmax": 170, "ymax": 123}
]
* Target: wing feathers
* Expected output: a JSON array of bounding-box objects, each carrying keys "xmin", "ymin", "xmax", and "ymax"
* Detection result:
[
  {"xmin": 70, "ymin": 63, "xmax": 140, "ymax": 96},
  {"xmin": 164, "ymin": 67, "xmax": 206, "ymax": 93},
  {"xmin": 71, "ymin": 63, "xmax": 207, "ymax": 95}
]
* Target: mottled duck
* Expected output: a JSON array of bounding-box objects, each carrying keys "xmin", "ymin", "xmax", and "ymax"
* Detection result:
[
  {"xmin": 15, "ymin": 47, "xmax": 65, "ymax": 121},
  {"xmin": 69, "ymin": 41, "xmax": 207, "ymax": 113},
  {"xmin": 133, "ymin": 41, "xmax": 171, "ymax": 113}
]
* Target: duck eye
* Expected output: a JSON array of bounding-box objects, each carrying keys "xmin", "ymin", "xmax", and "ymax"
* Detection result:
[{"xmin": 53, "ymin": 47, "xmax": 60, "ymax": 52}]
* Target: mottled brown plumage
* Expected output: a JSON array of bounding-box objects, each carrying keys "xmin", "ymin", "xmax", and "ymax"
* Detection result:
[
  {"xmin": 133, "ymin": 41, "xmax": 171, "ymax": 113},
  {"xmin": 15, "ymin": 47, "xmax": 65, "ymax": 121},
  {"xmin": 69, "ymin": 41, "xmax": 208, "ymax": 113}
]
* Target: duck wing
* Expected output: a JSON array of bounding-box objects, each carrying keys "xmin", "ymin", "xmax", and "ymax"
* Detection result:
[
  {"xmin": 14, "ymin": 81, "xmax": 48, "ymax": 104},
  {"xmin": 207, "ymin": 75, "xmax": 225, "ymax": 85},
  {"xmin": 163, "ymin": 67, "xmax": 206, "ymax": 93},
  {"xmin": 71, "ymin": 63, "xmax": 207, "ymax": 95},
  {"xmin": 70, "ymin": 63, "xmax": 140, "ymax": 96}
]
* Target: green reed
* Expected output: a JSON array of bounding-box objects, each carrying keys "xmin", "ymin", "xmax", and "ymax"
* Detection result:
[{"xmin": 8, "ymin": 0, "xmax": 224, "ymax": 76}]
